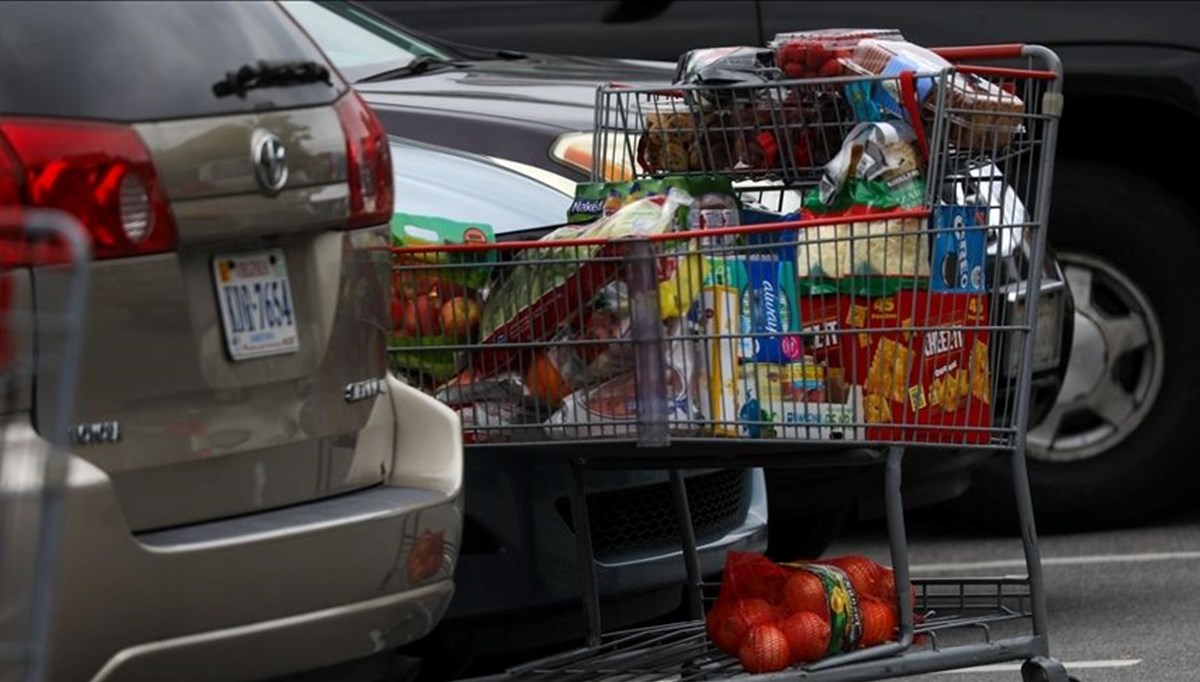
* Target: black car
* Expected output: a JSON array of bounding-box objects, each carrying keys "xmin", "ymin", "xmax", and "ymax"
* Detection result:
[{"xmin": 362, "ymin": 0, "xmax": 1199, "ymax": 534}]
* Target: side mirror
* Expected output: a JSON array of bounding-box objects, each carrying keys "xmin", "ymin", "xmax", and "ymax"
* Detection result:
[{"xmin": 602, "ymin": 0, "xmax": 674, "ymax": 24}]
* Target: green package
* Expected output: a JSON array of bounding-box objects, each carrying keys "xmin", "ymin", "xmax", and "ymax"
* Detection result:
[
  {"xmin": 567, "ymin": 175, "xmax": 740, "ymax": 226},
  {"xmin": 797, "ymin": 177, "xmax": 931, "ymax": 297},
  {"xmin": 391, "ymin": 213, "xmax": 497, "ymax": 291}
]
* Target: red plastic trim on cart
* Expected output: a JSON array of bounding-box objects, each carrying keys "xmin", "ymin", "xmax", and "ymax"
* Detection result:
[
  {"xmin": 389, "ymin": 208, "xmax": 933, "ymax": 255},
  {"xmin": 898, "ymin": 71, "xmax": 930, "ymax": 161}
]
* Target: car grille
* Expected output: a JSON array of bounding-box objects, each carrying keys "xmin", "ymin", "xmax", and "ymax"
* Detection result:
[{"xmin": 556, "ymin": 469, "xmax": 748, "ymax": 560}]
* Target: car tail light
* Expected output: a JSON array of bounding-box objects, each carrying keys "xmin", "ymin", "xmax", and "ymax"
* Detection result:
[
  {"xmin": 0, "ymin": 118, "xmax": 177, "ymax": 260},
  {"xmin": 335, "ymin": 90, "xmax": 393, "ymax": 230}
]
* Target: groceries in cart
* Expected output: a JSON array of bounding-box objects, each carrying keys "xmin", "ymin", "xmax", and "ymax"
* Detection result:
[
  {"xmin": 706, "ymin": 551, "xmax": 917, "ymax": 673},
  {"xmin": 630, "ymin": 27, "xmax": 1026, "ymax": 182},
  {"xmin": 389, "ymin": 214, "xmax": 496, "ymax": 381}
]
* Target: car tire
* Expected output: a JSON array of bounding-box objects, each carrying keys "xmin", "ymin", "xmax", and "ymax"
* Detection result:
[{"xmin": 956, "ymin": 160, "xmax": 1200, "ymax": 532}]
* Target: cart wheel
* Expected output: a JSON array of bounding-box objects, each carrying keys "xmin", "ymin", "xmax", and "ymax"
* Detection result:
[{"xmin": 1020, "ymin": 656, "xmax": 1070, "ymax": 682}]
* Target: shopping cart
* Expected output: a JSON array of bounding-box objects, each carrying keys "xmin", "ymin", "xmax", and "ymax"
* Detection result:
[
  {"xmin": 0, "ymin": 210, "xmax": 91, "ymax": 682},
  {"xmin": 389, "ymin": 43, "xmax": 1070, "ymax": 681}
]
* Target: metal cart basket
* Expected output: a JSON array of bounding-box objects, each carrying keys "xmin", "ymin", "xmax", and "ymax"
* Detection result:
[
  {"xmin": 0, "ymin": 209, "xmax": 91, "ymax": 682},
  {"xmin": 389, "ymin": 43, "xmax": 1069, "ymax": 681}
]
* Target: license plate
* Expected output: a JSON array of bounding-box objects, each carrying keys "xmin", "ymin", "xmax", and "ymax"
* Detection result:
[
  {"xmin": 1003, "ymin": 280, "xmax": 1066, "ymax": 375},
  {"xmin": 213, "ymin": 249, "xmax": 299, "ymax": 361}
]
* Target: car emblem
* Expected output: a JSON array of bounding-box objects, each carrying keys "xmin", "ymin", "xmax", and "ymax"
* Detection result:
[{"xmin": 251, "ymin": 130, "xmax": 288, "ymax": 195}]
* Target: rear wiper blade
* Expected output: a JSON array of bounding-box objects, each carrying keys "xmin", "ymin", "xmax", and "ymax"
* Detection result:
[
  {"xmin": 356, "ymin": 55, "xmax": 460, "ymax": 83},
  {"xmin": 213, "ymin": 60, "xmax": 332, "ymax": 98}
]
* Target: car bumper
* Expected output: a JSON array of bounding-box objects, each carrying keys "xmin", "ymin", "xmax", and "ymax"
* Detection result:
[
  {"xmin": 435, "ymin": 463, "xmax": 767, "ymax": 652},
  {"xmin": 26, "ymin": 376, "xmax": 463, "ymax": 682}
]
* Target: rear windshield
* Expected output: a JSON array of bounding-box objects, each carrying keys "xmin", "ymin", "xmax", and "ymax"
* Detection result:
[{"xmin": 0, "ymin": 1, "xmax": 343, "ymax": 122}]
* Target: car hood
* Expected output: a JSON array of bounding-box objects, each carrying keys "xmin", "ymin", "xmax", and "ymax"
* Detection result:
[{"xmin": 358, "ymin": 53, "xmax": 673, "ymax": 132}]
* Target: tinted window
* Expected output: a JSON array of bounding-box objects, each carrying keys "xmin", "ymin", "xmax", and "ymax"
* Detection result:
[
  {"xmin": 280, "ymin": 1, "xmax": 450, "ymax": 83},
  {"xmin": 0, "ymin": 1, "xmax": 343, "ymax": 122}
]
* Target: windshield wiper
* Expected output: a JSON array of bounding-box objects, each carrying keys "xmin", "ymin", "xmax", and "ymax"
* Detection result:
[
  {"xmin": 356, "ymin": 55, "xmax": 460, "ymax": 83},
  {"xmin": 213, "ymin": 60, "xmax": 332, "ymax": 98}
]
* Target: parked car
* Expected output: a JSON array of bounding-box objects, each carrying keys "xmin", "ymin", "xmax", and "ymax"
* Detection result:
[
  {"xmin": 374, "ymin": 133, "xmax": 769, "ymax": 676},
  {"xmin": 361, "ymin": 0, "xmax": 1200, "ymax": 533},
  {"xmin": 0, "ymin": 3, "xmax": 463, "ymax": 680}
]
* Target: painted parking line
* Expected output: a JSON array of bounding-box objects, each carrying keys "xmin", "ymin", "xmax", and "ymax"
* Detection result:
[
  {"xmin": 934, "ymin": 658, "xmax": 1142, "ymax": 674},
  {"xmin": 911, "ymin": 550, "xmax": 1200, "ymax": 573}
]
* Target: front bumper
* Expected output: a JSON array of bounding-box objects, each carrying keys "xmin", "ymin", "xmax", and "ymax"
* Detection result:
[
  {"xmin": 434, "ymin": 463, "xmax": 768, "ymax": 653},
  {"xmin": 24, "ymin": 377, "xmax": 464, "ymax": 682}
]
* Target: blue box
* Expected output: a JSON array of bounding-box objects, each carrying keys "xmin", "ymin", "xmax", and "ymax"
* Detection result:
[{"xmin": 930, "ymin": 205, "xmax": 988, "ymax": 292}]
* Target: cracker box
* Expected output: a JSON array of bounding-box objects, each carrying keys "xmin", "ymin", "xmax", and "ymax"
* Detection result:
[
  {"xmin": 930, "ymin": 205, "xmax": 987, "ymax": 292},
  {"xmin": 798, "ymin": 294, "xmax": 854, "ymax": 367},
  {"xmin": 840, "ymin": 291, "xmax": 993, "ymax": 443},
  {"xmin": 711, "ymin": 361, "xmax": 864, "ymax": 440}
]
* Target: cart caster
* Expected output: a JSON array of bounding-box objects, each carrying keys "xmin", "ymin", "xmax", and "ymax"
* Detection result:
[{"xmin": 1020, "ymin": 657, "xmax": 1070, "ymax": 682}]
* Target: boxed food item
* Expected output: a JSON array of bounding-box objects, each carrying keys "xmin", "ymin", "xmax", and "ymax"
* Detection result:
[
  {"xmin": 391, "ymin": 213, "xmax": 496, "ymax": 291},
  {"xmin": 841, "ymin": 39, "xmax": 1024, "ymax": 150},
  {"xmin": 569, "ymin": 176, "xmax": 742, "ymax": 231},
  {"xmin": 929, "ymin": 205, "xmax": 987, "ymax": 292},
  {"xmin": 770, "ymin": 28, "xmax": 905, "ymax": 79},
  {"xmin": 705, "ymin": 254, "xmax": 803, "ymax": 364},
  {"xmin": 709, "ymin": 361, "xmax": 864, "ymax": 440},
  {"xmin": 697, "ymin": 281, "xmax": 742, "ymax": 433},
  {"xmin": 799, "ymin": 294, "xmax": 852, "ymax": 367},
  {"xmin": 839, "ymin": 291, "xmax": 993, "ymax": 443}
]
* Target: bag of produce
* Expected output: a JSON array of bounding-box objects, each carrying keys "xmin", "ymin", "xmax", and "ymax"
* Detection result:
[
  {"xmin": 707, "ymin": 551, "xmax": 915, "ymax": 673},
  {"xmin": 796, "ymin": 121, "xmax": 930, "ymax": 295},
  {"xmin": 769, "ymin": 28, "xmax": 905, "ymax": 79},
  {"xmin": 543, "ymin": 318, "xmax": 705, "ymax": 439}
]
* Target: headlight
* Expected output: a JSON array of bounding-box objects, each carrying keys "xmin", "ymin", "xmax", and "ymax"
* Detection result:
[{"xmin": 549, "ymin": 131, "xmax": 637, "ymax": 181}]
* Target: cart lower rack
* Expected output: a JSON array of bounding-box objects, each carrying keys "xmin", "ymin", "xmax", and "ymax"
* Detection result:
[{"xmin": 389, "ymin": 42, "xmax": 1069, "ymax": 681}]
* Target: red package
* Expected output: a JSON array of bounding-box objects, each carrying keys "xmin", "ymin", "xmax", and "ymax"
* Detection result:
[
  {"xmin": 771, "ymin": 29, "xmax": 905, "ymax": 79},
  {"xmin": 839, "ymin": 290, "xmax": 993, "ymax": 444},
  {"xmin": 798, "ymin": 295, "xmax": 854, "ymax": 368}
]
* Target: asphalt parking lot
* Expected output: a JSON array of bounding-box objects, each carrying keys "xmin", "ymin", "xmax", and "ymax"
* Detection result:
[{"xmin": 827, "ymin": 504, "xmax": 1200, "ymax": 682}]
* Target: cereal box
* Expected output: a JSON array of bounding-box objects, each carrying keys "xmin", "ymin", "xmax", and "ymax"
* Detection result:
[{"xmin": 840, "ymin": 290, "xmax": 993, "ymax": 443}]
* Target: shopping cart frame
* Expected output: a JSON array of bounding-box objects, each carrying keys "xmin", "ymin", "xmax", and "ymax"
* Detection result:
[
  {"xmin": 0, "ymin": 209, "xmax": 92, "ymax": 682},
  {"xmin": 393, "ymin": 43, "xmax": 1069, "ymax": 682}
]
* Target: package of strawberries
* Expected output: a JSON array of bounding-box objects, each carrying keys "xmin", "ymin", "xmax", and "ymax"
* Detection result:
[{"xmin": 706, "ymin": 551, "xmax": 913, "ymax": 673}]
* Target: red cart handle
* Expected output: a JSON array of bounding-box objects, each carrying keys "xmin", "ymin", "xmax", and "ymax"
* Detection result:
[{"xmin": 931, "ymin": 44, "xmax": 1026, "ymax": 62}]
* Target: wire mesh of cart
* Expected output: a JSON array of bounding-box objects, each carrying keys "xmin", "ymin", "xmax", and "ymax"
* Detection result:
[
  {"xmin": 387, "ymin": 43, "xmax": 1070, "ymax": 681},
  {"xmin": 0, "ymin": 210, "xmax": 91, "ymax": 682}
]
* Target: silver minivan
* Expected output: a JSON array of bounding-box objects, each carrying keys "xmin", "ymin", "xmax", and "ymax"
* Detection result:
[{"xmin": 0, "ymin": 2, "xmax": 462, "ymax": 680}]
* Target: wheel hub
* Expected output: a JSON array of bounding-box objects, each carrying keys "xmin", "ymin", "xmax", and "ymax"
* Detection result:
[{"xmin": 1027, "ymin": 252, "xmax": 1164, "ymax": 462}]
